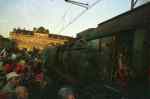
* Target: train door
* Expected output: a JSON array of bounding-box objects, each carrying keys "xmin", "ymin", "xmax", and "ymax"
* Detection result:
[
  {"xmin": 147, "ymin": 28, "xmax": 150, "ymax": 69},
  {"xmin": 145, "ymin": 28, "xmax": 150, "ymax": 77},
  {"xmin": 132, "ymin": 29, "xmax": 150, "ymax": 78},
  {"xmin": 98, "ymin": 35, "xmax": 116, "ymax": 81}
]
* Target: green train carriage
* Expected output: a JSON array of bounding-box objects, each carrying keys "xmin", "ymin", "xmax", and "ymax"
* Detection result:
[{"xmin": 42, "ymin": 2, "xmax": 150, "ymax": 85}]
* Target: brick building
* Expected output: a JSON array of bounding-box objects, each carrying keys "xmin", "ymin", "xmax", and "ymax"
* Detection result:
[{"xmin": 9, "ymin": 27, "xmax": 74, "ymax": 50}]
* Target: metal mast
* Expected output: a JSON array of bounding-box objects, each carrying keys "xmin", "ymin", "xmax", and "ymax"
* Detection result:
[
  {"xmin": 131, "ymin": 0, "xmax": 139, "ymax": 10},
  {"xmin": 65, "ymin": 0, "xmax": 89, "ymax": 9}
]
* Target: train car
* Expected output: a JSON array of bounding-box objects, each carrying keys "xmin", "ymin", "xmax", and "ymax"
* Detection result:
[
  {"xmin": 77, "ymin": 2, "xmax": 150, "ymax": 82},
  {"xmin": 42, "ymin": 2, "xmax": 150, "ymax": 99}
]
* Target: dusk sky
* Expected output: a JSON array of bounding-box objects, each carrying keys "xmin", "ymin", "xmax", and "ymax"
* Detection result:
[{"xmin": 0, "ymin": 0, "xmax": 148, "ymax": 37}]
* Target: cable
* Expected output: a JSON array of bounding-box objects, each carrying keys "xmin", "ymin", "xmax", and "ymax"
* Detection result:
[
  {"xmin": 54, "ymin": 5, "xmax": 72, "ymax": 33},
  {"xmin": 65, "ymin": 0, "xmax": 89, "ymax": 9},
  {"xmin": 58, "ymin": 0, "xmax": 103, "ymax": 34}
]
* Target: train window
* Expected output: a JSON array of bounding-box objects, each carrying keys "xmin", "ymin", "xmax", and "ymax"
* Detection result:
[
  {"xmin": 87, "ymin": 39, "xmax": 99, "ymax": 49},
  {"xmin": 100, "ymin": 36, "xmax": 115, "ymax": 61}
]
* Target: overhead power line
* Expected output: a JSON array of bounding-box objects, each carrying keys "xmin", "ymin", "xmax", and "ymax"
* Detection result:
[
  {"xmin": 54, "ymin": 5, "xmax": 72, "ymax": 33},
  {"xmin": 65, "ymin": 0, "xmax": 89, "ymax": 9},
  {"xmin": 58, "ymin": 0, "xmax": 103, "ymax": 34}
]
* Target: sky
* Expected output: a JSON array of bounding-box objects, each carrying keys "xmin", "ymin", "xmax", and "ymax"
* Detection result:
[{"xmin": 0, "ymin": 0, "xmax": 149, "ymax": 38}]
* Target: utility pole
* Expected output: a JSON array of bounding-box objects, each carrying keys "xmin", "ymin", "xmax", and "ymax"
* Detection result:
[
  {"xmin": 64, "ymin": 0, "xmax": 89, "ymax": 9},
  {"xmin": 131, "ymin": 0, "xmax": 138, "ymax": 10}
]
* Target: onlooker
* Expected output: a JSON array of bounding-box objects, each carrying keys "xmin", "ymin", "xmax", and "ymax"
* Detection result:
[
  {"xmin": 0, "ymin": 59, "xmax": 4, "ymax": 72},
  {"xmin": 0, "ymin": 71, "xmax": 6, "ymax": 89},
  {"xmin": 16, "ymin": 86, "xmax": 28, "ymax": 99},
  {"xmin": 4, "ymin": 62, "xmax": 14, "ymax": 74},
  {"xmin": 2, "ymin": 72, "xmax": 20, "ymax": 93},
  {"xmin": 15, "ymin": 60, "xmax": 26, "ymax": 74},
  {"xmin": 0, "ymin": 91, "xmax": 9, "ymax": 99},
  {"xmin": 58, "ymin": 86, "xmax": 76, "ymax": 99}
]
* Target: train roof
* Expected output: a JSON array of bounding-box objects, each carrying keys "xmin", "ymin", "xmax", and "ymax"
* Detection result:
[{"xmin": 97, "ymin": 2, "xmax": 150, "ymax": 34}]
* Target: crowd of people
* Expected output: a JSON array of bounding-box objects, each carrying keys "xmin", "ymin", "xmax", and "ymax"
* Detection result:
[
  {"xmin": 0, "ymin": 48, "xmax": 76, "ymax": 99},
  {"xmin": 0, "ymin": 47, "xmax": 46, "ymax": 99}
]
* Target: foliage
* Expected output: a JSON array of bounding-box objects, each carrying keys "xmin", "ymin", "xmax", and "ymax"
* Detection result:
[
  {"xmin": 34, "ymin": 26, "xmax": 49, "ymax": 34},
  {"xmin": 0, "ymin": 36, "xmax": 17, "ymax": 51}
]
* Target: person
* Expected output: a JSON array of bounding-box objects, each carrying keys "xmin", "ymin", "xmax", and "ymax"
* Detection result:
[
  {"xmin": 58, "ymin": 85, "xmax": 76, "ymax": 99},
  {"xmin": 15, "ymin": 60, "xmax": 26, "ymax": 74},
  {"xmin": 0, "ymin": 91, "xmax": 10, "ymax": 99},
  {"xmin": 0, "ymin": 58, "xmax": 6, "ymax": 89},
  {"xmin": 3, "ymin": 53, "xmax": 18, "ymax": 74},
  {"xmin": 4, "ymin": 61, "xmax": 14, "ymax": 74},
  {"xmin": 0, "ymin": 59, "xmax": 4, "ymax": 72},
  {"xmin": 2, "ymin": 72, "xmax": 20, "ymax": 93},
  {"xmin": 15, "ymin": 86, "xmax": 29, "ymax": 99},
  {"xmin": 0, "ymin": 71, "xmax": 6, "ymax": 89}
]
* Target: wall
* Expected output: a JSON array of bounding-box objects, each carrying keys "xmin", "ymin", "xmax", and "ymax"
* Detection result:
[{"xmin": 10, "ymin": 32, "xmax": 71, "ymax": 51}]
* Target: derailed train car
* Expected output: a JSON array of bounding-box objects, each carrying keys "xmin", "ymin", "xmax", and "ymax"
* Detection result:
[
  {"xmin": 42, "ymin": 3, "xmax": 150, "ymax": 98},
  {"xmin": 83, "ymin": 2, "xmax": 150, "ymax": 83},
  {"xmin": 42, "ymin": 38, "xmax": 101, "ymax": 83},
  {"xmin": 43, "ymin": 2, "xmax": 150, "ymax": 83}
]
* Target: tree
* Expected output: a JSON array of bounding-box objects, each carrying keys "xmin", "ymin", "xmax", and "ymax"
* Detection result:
[
  {"xmin": 33, "ymin": 27, "xmax": 37, "ymax": 32},
  {"xmin": 37, "ymin": 26, "xmax": 46, "ymax": 33},
  {"xmin": 45, "ymin": 29, "xmax": 49, "ymax": 33},
  {"xmin": 36, "ymin": 26, "xmax": 50, "ymax": 34},
  {"xmin": 13, "ymin": 28, "xmax": 17, "ymax": 32}
]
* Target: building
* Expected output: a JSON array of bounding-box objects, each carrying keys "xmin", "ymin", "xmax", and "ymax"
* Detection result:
[{"xmin": 10, "ymin": 27, "xmax": 74, "ymax": 51}]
